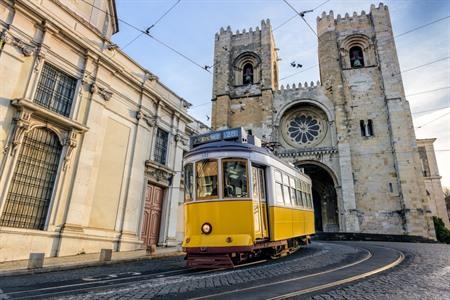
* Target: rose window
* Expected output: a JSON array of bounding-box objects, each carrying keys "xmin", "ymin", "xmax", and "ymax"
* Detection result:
[{"xmin": 287, "ymin": 114, "xmax": 322, "ymax": 144}]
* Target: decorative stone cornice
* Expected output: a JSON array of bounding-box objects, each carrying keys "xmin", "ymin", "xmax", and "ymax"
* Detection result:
[
  {"xmin": 11, "ymin": 98, "xmax": 88, "ymax": 132},
  {"xmin": 4, "ymin": 108, "xmax": 33, "ymax": 156},
  {"xmin": 136, "ymin": 109, "xmax": 157, "ymax": 127},
  {"xmin": 181, "ymin": 98, "xmax": 192, "ymax": 109},
  {"xmin": 174, "ymin": 133, "xmax": 188, "ymax": 146},
  {"xmin": 145, "ymin": 160, "xmax": 175, "ymax": 187},
  {"xmin": 276, "ymin": 146, "xmax": 338, "ymax": 158},
  {"xmin": 1, "ymin": 31, "xmax": 35, "ymax": 56},
  {"xmin": 89, "ymin": 83, "xmax": 113, "ymax": 101},
  {"xmin": 63, "ymin": 130, "xmax": 79, "ymax": 170}
]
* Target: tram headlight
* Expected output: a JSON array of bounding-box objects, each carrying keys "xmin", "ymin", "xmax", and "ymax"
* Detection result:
[{"xmin": 201, "ymin": 223, "xmax": 212, "ymax": 234}]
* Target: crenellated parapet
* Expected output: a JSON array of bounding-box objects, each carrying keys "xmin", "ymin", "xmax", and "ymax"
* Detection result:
[
  {"xmin": 317, "ymin": 3, "xmax": 389, "ymax": 36},
  {"xmin": 215, "ymin": 19, "xmax": 271, "ymax": 41},
  {"xmin": 274, "ymin": 81, "xmax": 321, "ymax": 95}
]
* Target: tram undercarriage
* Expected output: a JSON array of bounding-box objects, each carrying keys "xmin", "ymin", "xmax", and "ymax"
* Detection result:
[{"xmin": 185, "ymin": 236, "xmax": 311, "ymax": 268}]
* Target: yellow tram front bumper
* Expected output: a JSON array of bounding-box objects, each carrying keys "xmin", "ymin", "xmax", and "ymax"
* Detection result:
[{"xmin": 183, "ymin": 200, "xmax": 255, "ymax": 249}]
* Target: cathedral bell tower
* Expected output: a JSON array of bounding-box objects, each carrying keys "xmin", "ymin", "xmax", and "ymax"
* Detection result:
[{"xmin": 211, "ymin": 19, "xmax": 279, "ymax": 138}]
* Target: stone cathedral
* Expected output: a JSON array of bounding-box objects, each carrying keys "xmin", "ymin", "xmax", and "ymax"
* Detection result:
[{"xmin": 211, "ymin": 3, "xmax": 445, "ymax": 238}]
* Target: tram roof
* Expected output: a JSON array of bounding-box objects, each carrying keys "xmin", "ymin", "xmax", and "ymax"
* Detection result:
[
  {"xmin": 185, "ymin": 141, "xmax": 302, "ymax": 174},
  {"xmin": 186, "ymin": 140, "xmax": 272, "ymax": 158}
]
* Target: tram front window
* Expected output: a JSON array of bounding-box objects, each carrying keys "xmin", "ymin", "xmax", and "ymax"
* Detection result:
[
  {"xmin": 184, "ymin": 163, "xmax": 193, "ymax": 202},
  {"xmin": 223, "ymin": 159, "xmax": 248, "ymax": 198},
  {"xmin": 196, "ymin": 159, "xmax": 219, "ymax": 200}
]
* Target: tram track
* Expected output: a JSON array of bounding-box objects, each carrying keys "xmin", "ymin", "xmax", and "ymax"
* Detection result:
[
  {"xmin": 0, "ymin": 242, "xmax": 405, "ymax": 299},
  {"xmin": 3, "ymin": 257, "xmax": 268, "ymax": 299},
  {"xmin": 189, "ymin": 243, "xmax": 404, "ymax": 300}
]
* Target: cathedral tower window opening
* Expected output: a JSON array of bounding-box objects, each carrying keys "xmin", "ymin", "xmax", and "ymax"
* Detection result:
[
  {"xmin": 154, "ymin": 128, "xmax": 169, "ymax": 165},
  {"xmin": 360, "ymin": 119, "xmax": 374, "ymax": 137},
  {"xmin": 242, "ymin": 63, "xmax": 254, "ymax": 85},
  {"xmin": 34, "ymin": 63, "xmax": 77, "ymax": 117},
  {"xmin": 0, "ymin": 127, "xmax": 62, "ymax": 230},
  {"xmin": 350, "ymin": 46, "xmax": 364, "ymax": 68},
  {"xmin": 232, "ymin": 52, "xmax": 261, "ymax": 86}
]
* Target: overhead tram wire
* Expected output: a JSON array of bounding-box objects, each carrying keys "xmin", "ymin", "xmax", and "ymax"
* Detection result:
[
  {"xmin": 122, "ymin": 0, "xmax": 182, "ymax": 50},
  {"xmin": 395, "ymin": 56, "xmax": 450, "ymax": 75},
  {"xmin": 412, "ymin": 105, "xmax": 450, "ymax": 115},
  {"xmin": 204, "ymin": 1, "xmax": 330, "ymax": 76},
  {"xmin": 395, "ymin": 15, "xmax": 450, "ymax": 38},
  {"xmin": 279, "ymin": 15, "xmax": 450, "ymax": 81},
  {"xmin": 79, "ymin": 0, "xmax": 210, "ymax": 74},
  {"xmin": 406, "ymin": 86, "xmax": 450, "ymax": 97},
  {"xmin": 282, "ymin": 0, "xmax": 318, "ymax": 38},
  {"xmin": 280, "ymin": 64, "xmax": 318, "ymax": 81},
  {"xmin": 273, "ymin": 0, "xmax": 331, "ymax": 32},
  {"xmin": 189, "ymin": 85, "xmax": 450, "ymax": 111},
  {"xmin": 416, "ymin": 111, "xmax": 450, "ymax": 128}
]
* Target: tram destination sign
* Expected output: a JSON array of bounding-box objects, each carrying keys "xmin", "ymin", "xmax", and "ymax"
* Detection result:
[{"xmin": 190, "ymin": 127, "xmax": 247, "ymax": 148}]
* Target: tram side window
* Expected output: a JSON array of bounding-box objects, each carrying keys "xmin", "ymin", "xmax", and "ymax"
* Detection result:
[
  {"xmin": 223, "ymin": 159, "xmax": 248, "ymax": 198},
  {"xmin": 196, "ymin": 159, "xmax": 219, "ymax": 200},
  {"xmin": 282, "ymin": 174, "xmax": 292, "ymax": 206},
  {"xmin": 295, "ymin": 179, "xmax": 304, "ymax": 207},
  {"xmin": 307, "ymin": 184, "xmax": 313, "ymax": 208},
  {"xmin": 184, "ymin": 163, "xmax": 193, "ymax": 202},
  {"xmin": 301, "ymin": 182, "xmax": 308, "ymax": 208},
  {"xmin": 274, "ymin": 170, "xmax": 284, "ymax": 205},
  {"xmin": 289, "ymin": 177, "xmax": 297, "ymax": 206}
]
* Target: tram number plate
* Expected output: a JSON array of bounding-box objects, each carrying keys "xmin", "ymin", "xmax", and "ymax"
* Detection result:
[{"xmin": 201, "ymin": 153, "xmax": 209, "ymax": 158}]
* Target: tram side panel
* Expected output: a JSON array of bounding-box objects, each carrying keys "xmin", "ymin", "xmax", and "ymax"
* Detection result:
[
  {"xmin": 267, "ymin": 167, "xmax": 315, "ymax": 242},
  {"xmin": 184, "ymin": 200, "xmax": 256, "ymax": 249}
]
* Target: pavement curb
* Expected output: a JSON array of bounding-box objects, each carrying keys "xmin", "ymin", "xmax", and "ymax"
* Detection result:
[{"xmin": 0, "ymin": 251, "xmax": 184, "ymax": 277}]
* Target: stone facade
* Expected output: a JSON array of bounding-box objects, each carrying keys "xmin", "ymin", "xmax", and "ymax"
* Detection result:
[
  {"xmin": 211, "ymin": 3, "xmax": 439, "ymax": 238},
  {"xmin": 0, "ymin": 0, "xmax": 203, "ymax": 262},
  {"xmin": 417, "ymin": 139, "xmax": 450, "ymax": 227}
]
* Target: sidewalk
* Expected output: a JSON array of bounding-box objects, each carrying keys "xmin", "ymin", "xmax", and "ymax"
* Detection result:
[{"xmin": 0, "ymin": 247, "xmax": 183, "ymax": 277}]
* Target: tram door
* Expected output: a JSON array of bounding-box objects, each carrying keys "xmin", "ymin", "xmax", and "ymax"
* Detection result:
[{"xmin": 252, "ymin": 166, "xmax": 269, "ymax": 240}]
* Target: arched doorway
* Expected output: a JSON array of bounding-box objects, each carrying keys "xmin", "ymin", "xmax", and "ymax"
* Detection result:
[{"xmin": 296, "ymin": 162, "xmax": 339, "ymax": 232}]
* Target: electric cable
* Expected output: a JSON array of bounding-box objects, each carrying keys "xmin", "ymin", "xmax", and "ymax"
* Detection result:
[
  {"xmin": 80, "ymin": 0, "xmax": 209, "ymax": 73},
  {"xmin": 274, "ymin": 0, "xmax": 331, "ymax": 31},
  {"xmin": 416, "ymin": 111, "xmax": 450, "ymax": 128},
  {"xmin": 122, "ymin": 0, "xmax": 181, "ymax": 50}
]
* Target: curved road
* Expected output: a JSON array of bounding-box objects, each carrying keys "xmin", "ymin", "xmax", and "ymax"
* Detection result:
[{"xmin": 0, "ymin": 241, "xmax": 448, "ymax": 299}]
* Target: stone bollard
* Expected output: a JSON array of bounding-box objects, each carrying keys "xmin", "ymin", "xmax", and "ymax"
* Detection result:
[
  {"xmin": 146, "ymin": 244, "xmax": 157, "ymax": 256},
  {"xmin": 27, "ymin": 253, "xmax": 45, "ymax": 269},
  {"xmin": 99, "ymin": 249, "xmax": 112, "ymax": 262}
]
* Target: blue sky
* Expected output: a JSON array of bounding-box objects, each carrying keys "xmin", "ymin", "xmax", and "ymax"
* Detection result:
[{"xmin": 111, "ymin": 0, "xmax": 450, "ymax": 186}]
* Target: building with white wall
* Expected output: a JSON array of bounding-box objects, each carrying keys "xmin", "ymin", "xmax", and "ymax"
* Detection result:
[{"xmin": 0, "ymin": 0, "xmax": 202, "ymax": 262}]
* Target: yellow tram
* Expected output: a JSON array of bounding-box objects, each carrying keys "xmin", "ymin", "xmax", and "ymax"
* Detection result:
[{"xmin": 182, "ymin": 128, "xmax": 315, "ymax": 268}]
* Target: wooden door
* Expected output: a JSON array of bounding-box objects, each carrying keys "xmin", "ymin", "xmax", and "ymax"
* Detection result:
[{"xmin": 141, "ymin": 184, "xmax": 164, "ymax": 248}]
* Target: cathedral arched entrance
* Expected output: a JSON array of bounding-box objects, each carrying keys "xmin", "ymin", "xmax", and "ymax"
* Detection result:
[{"xmin": 296, "ymin": 162, "xmax": 339, "ymax": 232}]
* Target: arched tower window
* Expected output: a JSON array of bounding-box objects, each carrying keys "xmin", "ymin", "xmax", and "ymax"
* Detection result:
[
  {"xmin": 349, "ymin": 46, "xmax": 364, "ymax": 68},
  {"xmin": 242, "ymin": 63, "xmax": 254, "ymax": 85},
  {"xmin": 0, "ymin": 127, "xmax": 62, "ymax": 230}
]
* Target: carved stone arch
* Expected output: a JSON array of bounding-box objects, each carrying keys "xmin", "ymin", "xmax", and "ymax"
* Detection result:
[
  {"xmin": 295, "ymin": 159, "xmax": 339, "ymax": 187},
  {"xmin": 28, "ymin": 123, "xmax": 65, "ymax": 146},
  {"xmin": 232, "ymin": 52, "xmax": 261, "ymax": 85},
  {"xmin": 295, "ymin": 160, "xmax": 340, "ymax": 232},
  {"xmin": 26, "ymin": 123, "xmax": 79, "ymax": 170},
  {"xmin": 340, "ymin": 34, "xmax": 376, "ymax": 68}
]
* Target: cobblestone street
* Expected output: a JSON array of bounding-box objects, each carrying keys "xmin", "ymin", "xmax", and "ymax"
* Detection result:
[
  {"xmin": 307, "ymin": 242, "xmax": 450, "ymax": 300},
  {"xmin": 1, "ymin": 241, "xmax": 449, "ymax": 299}
]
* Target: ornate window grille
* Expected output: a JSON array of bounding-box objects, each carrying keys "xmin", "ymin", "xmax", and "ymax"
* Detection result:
[
  {"xmin": 0, "ymin": 127, "xmax": 62, "ymax": 230},
  {"xmin": 154, "ymin": 128, "xmax": 169, "ymax": 165},
  {"xmin": 34, "ymin": 63, "xmax": 77, "ymax": 117}
]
